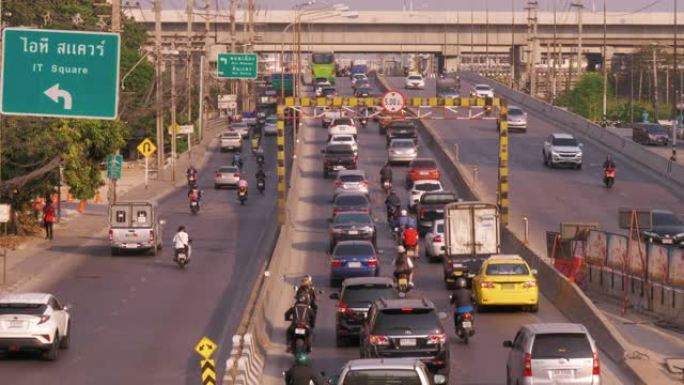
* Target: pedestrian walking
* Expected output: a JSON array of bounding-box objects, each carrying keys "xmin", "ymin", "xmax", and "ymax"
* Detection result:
[{"xmin": 42, "ymin": 199, "xmax": 56, "ymax": 240}]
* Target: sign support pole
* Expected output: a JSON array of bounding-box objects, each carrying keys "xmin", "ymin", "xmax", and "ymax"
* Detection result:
[
  {"xmin": 144, "ymin": 156, "xmax": 149, "ymax": 189},
  {"xmin": 188, "ymin": 133, "xmax": 192, "ymax": 163}
]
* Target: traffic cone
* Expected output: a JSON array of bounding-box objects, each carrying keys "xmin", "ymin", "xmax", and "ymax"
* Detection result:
[
  {"xmin": 94, "ymin": 191, "xmax": 102, "ymax": 204},
  {"xmin": 78, "ymin": 199, "xmax": 86, "ymax": 213},
  {"xmin": 66, "ymin": 191, "xmax": 73, "ymax": 202}
]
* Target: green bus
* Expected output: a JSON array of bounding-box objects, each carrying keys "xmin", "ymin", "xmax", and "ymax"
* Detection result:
[{"xmin": 311, "ymin": 51, "xmax": 336, "ymax": 84}]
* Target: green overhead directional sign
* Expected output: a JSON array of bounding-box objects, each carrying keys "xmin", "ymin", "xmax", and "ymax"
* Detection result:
[
  {"xmin": 217, "ymin": 53, "xmax": 258, "ymax": 79},
  {"xmin": 1, "ymin": 28, "xmax": 121, "ymax": 120}
]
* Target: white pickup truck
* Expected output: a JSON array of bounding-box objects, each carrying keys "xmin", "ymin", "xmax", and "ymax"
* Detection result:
[
  {"xmin": 108, "ymin": 201, "xmax": 164, "ymax": 256},
  {"xmin": 321, "ymin": 108, "xmax": 344, "ymax": 128},
  {"xmin": 219, "ymin": 130, "xmax": 242, "ymax": 152},
  {"xmin": 328, "ymin": 117, "xmax": 358, "ymax": 141}
]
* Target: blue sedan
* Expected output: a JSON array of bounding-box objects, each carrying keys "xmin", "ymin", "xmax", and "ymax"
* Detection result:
[{"xmin": 329, "ymin": 240, "xmax": 379, "ymax": 287}]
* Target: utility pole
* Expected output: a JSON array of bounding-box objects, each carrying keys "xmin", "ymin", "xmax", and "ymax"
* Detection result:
[
  {"xmin": 171, "ymin": 59, "xmax": 177, "ymax": 182},
  {"xmin": 470, "ymin": 8, "xmax": 474, "ymax": 71},
  {"xmin": 673, "ymin": 0, "xmax": 678, "ymax": 159},
  {"xmin": 229, "ymin": 0, "xmax": 237, "ymax": 96},
  {"xmin": 485, "ymin": 3, "xmax": 490, "ymax": 72},
  {"xmin": 573, "ymin": 0, "xmax": 583, "ymax": 80},
  {"xmin": 154, "ymin": 0, "xmax": 164, "ymax": 175},
  {"xmin": 552, "ymin": 0, "xmax": 558, "ymax": 103},
  {"xmin": 653, "ymin": 46, "xmax": 659, "ymax": 121},
  {"xmin": 186, "ymin": 0, "xmax": 194, "ymax": 124},
  {"xmin": 111, "ymin": 0, "xmax": 121, "ymax": 32},
  {"xmin": 511, "ymin": 0, "xmax": 516, "ymax": 88},
  {"xmin": 247, "ymin": 0, "xmax": 255, "ymax": 113},
  {"xmin": 526, "ymin": 1, "xmax": 538, "ymax": 96},
  {"xmin": 602, "ymin": 0, "xmax": 608, "ymax": 124}
]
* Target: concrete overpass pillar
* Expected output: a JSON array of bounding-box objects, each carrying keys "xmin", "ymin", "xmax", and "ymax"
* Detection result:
[
  {"xmin": 444, "ymin": 57, "xmax": 460, "ymax": 73},
  {"xmin": 604, "ymin": 46, "xmax": 616, "ymax": 70}
]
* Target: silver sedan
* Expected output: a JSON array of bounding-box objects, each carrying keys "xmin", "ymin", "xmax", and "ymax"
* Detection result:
[{"xmin": 387, "ymin": 138, "xmax": 418, "ymax": 165}]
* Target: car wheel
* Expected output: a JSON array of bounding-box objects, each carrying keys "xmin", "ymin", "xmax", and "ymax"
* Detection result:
[
  {"xmin": 336, "ymin": 334, "xmax": 347, "ymax": 348},
  {"xmin": 323, "ymin": 170, "xmax": 329, "ymax": 179},
  {"xmin": 506, "ymin": 368, "xmax": 512, "ymax": 385},
  {"xmin": 529, "ymin": 304, "xmax": 539, "ymax": 313},
  {"xmin": 110, "ymin": 247, "xmax": 119, "ymax": 256},
  {"xmin": 214, "ymin": 184, "xmax": 220, "ymax": 189},
  {"xmin": 43, "ymin": 333, "xmax": 59, "ymax": 361},
  {"xmin": 576, "ymin": 163, "xmax": 582, "ymax": 170},
  {"xmin": 59, "ymin": 321, "xmax": 71, "ymax": 349},
  {"xmin": 150, "ymin": 244, "xmax": 158, "ymax": 256},
  {"xmin": 329, "ymin": 278, "xmax": 339, "ymax": 287}
]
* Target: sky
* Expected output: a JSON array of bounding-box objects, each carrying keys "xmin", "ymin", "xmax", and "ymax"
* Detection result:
[{"xmin": 151, "ymin": 0, "xmax": 678, "ymax": 13}]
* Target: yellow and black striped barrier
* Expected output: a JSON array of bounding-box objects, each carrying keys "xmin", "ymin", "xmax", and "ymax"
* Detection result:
[
  {"xmin": 276, "ymin": 105, "xmax": 286, "ymax": 225},
  {"xmin": 195, "ymin": 336, "xmax": 218, "ymax": 385},
  {"xmin": 498, "ymin": 105, "xmax": 509, "ymax": 226},
  {"xmin": 282, "ymin": 95, "xmax": 500, "ymax": 108}
]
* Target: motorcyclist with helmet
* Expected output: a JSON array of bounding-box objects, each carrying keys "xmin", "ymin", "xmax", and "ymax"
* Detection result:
[
  {"xmin": 393, "ymin": 245, "xmax": 415, "ymax": 288},
  {"xmin": 384, "ymin": 190, "xmax": 401, "ymax": 222},
  {"xmin": 285, "ymin": 353, "xmax": 324, "ymax": 385},
  {"xmin": 401, "ymin": 222, "xmax": 420, "ymax": 258},
  {"xmin": 232, "ymin": 152, "xmax": 243, "ymax": 169},
  {"xmin": 450, "ymin": 277, "xmax": 474, "ymax": 328},
  {"xmin": 380, "ymin": 162, "xmax": 393, "ymax": 187},
  {"xmin": 284, "ymin": 294, "xmax": 316, "ymax": 352},
  {"xmin": 295, "ymin": 276, "xmax": 318, "ymax": 316},
  {"xmin": 186, "ymin": 165, "xmax": 198, "ymax": 186},
  {"xmin": 172, "ymin": 225, "xmax": 191, "ymax": 262}
]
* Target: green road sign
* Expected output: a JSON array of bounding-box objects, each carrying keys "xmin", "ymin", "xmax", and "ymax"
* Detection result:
[
  {"xmin": 107, "ymin": 154, "xmax": 123, "ymax": 180},
  {"xmin": 1, "ymin": 28, "xmax": 121, "ymax": 120},
  {"xmin": 217, "ymin": 53, "xmax": 258, "ymax": 79}
]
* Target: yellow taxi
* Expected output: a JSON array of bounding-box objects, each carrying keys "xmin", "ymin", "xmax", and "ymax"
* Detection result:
[{"xmin": 472, "ymin": 255, "xmax": 539, "ymax": 312}]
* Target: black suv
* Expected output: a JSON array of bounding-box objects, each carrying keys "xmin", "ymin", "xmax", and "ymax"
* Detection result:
[
  {"xmin": 322, "ymin": 143, "xmax": 357, "ymax": 178},
  {"xmin": 386, "ymin": 120, "xmax": 417, "ymax": 145},
  {"xmin": 329, "ymin": 277, "xmax": 398, "ymax": 346},
  {"xmin": 329, "ymin": 212, "xmax": 377, "ymax": 252},
  {"xmin": 359, "ymin": 297, "xmax": 449, "ymax": 376}
]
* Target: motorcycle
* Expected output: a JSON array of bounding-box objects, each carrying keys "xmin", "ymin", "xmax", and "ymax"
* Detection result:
[
  {"xmin": 175, "ymin": 244, "xmax": 192, "ymax": 269},
  {"xmin": 360, "ymin": 117, "xmax": 368, "ymax": 128},
  {"xmin": 187, "ymin": 174, "xmax": 197, "ymax": 187},
  {"xmin": 382, "ymin": 179, "xmax": 392, "ymax": 194},
  {"xmin": 189, "ymin": 199, "xmax": 200, "ymax": 215},
  {"xmin": 257, "ymin": 177, "xmax": 265, "ymax": 193},
  {"xmin": 238, "ymin": 186, "xmax": 248, "ymax": 205},
  {"xmin": 396, "ymin": 273, "xmax": 411, "ymax": 294},
  {"xmin": 453, "ymin": 305, "xmax": 475, "ymax": 345},
  {"xmin": 232, "ymin": 155, "xmax": 243, "ymax": 169},
  {"xmin": 386, "ymin": 204, "xmax": 400, "ymax": 225},
  {"xmin": 256, "ymin": 154, "xmax": 265, "ymax": 168},
  {"xmin": 603, "ymin": 167, "xmax": 616, "ymax": 188},
  {"xmin": 292, "ymin": 323, "xmax": 311, "ymax": 354}
]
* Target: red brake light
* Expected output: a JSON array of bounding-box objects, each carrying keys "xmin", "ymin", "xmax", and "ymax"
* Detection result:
[
  {"xmin": 234, "ymin": 173, "xmax": 240, "ymax": 178},
  {"xmin": 335, "ymin": 181, "xmax": 342, "ymax": 187},
  {"xmin": 419, "ymin": 208, "xmax": 426, "ymax": 218},
  {"xmin": 366, "ymin": 259, "xmax": 377, "ymax": 267},
  {"xmin": 331, "ymin": 260, "xmax": 343, "ymax": 268},
  {"xmin": 37, "ymin": 315, "xmax": 51, "ymax": 325},
  {"xmin": 337, "ymin": 302, "xmax": 352, "ymax": 314},
  {"xmin": 593, "ymin": 352, "xmax": 600, "ymax": 375},
  {"xmin": 432, "ymin": 235, "xmax": 442, "ymax": 243},
  {"xmin": 108, "ymin": 229, "xmax": 113, "ymax": 242},
  {"xmin": 462, "ymin": 312, "xmax": 473, "ymax": 320},
  {"xmin": 427, "ymin": 334, "xmax": 446, "ymax": 345},
  {"xmin": 523, "ymin": 352, "xmax": 532, "ymax": 377},
  {"xmin": 149, "ymin": 229, "xmax": 155, "ymax": 241},
  {"xmin": 400, "ymin": 307, "xmax": 414, "ymax": 313},
  {"xmin": 216, "ymin": 172, "xmax": 221, "ymax": 178},
  {"xmin": 480, "ymin": 281, "xmax": 495, "ymax": 289},
  {"xmin": 369, "ymin": 335, "xmax": 390, "ymax": 345}
]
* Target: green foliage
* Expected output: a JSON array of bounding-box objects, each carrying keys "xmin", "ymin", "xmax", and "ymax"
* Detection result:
[{"xmin": 557, "ymin": 73, "xmax": 612, "ymax": 121}]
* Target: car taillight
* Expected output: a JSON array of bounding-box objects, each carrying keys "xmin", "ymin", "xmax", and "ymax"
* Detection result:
[
  {"xmin": 427, "ymin": 334, "xmax": 446, "ymax": 345},
  {"xmin": 419, "ymin": 208, "xmax": 426, "ymax": 218},
  {"xmin": 433, "ymin": 235, "xmax": 442, "ymax": 243},
  {"xmin": 234, "ymin": 173, "xmax": 240, "ymax": 178},
  {"xmin": 462, "ymin": 312, "xmax": 473, "ymax": 320},
  {"xmin": 41, "ymin": 334, "xmax": 52, "ymax": 342},
  {"xmin": 593, "ymin": 352, "xmax": 600, "ymax": 375},
  {"xmin": 37, "ymin": 315, "xmax": 51, "ymax": 325},
  {"xmin": 369, "ymin": 335, "xmax": 390, "ymax": 345},
  {"xmin": 149, "ymin": 229, "xmax": 155, "ymax": 241},
  {"xmin": 480, "ymin": 281, "xmax": 495, "ymax": 289},
  {"xmin": 337, "ymin": 302, "xmax": 353, "ymax": 314},
  {"xmin": 366, "ymin": 259, "xmax": 377, "ymax": 267},
  {"xmin": 331, "ymin": 260, "xmax": 343, "ymax": 268},
  {"xmin": 522, "ymin": 281, "xmax": 537, "ymax": 288},
  {"xmin": 361, "ymin": 181, "xmax": 368, "ymax": 187},
  {"xmin": 523, "ymin": 352, "xmax": 532, "ymax": 377},
  {"xmin": 335, "ymin": 181, "xmax": 342, "ymax": 188},
  {"xmin": 216, "ymin": 172, "xmax": 222, "ymax": 178},
  {"xmin": 108, "ymin": 229, "xmax": 113, "ymax": 242}
]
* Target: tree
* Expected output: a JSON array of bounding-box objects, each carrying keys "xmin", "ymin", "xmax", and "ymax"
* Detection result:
[{"xmin": 557, "ymin": 73, "xmax": 610, "ymax": 122}]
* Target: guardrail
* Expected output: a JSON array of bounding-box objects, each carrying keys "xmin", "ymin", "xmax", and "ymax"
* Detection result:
[
  {"xmin": 460, "ymin": 72, "xmax": 684, "ymax": 197},
  {"xmin": 374, "ymin": 74, "xmax": 675, "ymax": 384}
]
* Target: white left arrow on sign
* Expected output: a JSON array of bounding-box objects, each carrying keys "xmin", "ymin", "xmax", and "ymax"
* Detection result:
[{"xmin": 44, "ymin": 84, "xmax": 73, "ymax": 110}]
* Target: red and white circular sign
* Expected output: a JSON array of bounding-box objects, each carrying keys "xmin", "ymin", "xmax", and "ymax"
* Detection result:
[{"xmin": 381, "ymin": 89, "xmax": 406, "ymax": 114}]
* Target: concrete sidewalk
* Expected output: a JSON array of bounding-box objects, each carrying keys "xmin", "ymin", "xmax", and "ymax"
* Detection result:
[{"xmin": 0, "ymin": 117, "xmax": 227, "ymax": 293}]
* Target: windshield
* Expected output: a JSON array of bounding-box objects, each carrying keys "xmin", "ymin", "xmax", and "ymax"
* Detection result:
[
  {"xmin": 653, "ymin": 212, "xmax": 684, "ymax": 226},
  {"xmin": 342, "ymin": 369, "xmax": 422, "ymax": 385},
  {"xmin": 552, "ymin": 138, "xmax": 578, "ymax": 147},
  {"xmin": 334, "ymin": 213, "xmax": 372, "ymax": 225},
  {"xmin": 333, "ymin": 136, "xmax": 354, "ymax": 142},
  {"xmin": 408, "ymin": 75, "xmax": 422, "ymax": 80},
  {"xmin": 411, "ymin": 160, "xmax": 436, "ymax": 168},
  {"xmin": 219, "ymin": 167, "xmax": 238, "ymax": 173},
  {"xmin": 421, "ymin": 193, "xmax": 457, "ymax": 204},
  {"xmin": 341, "ymin": 285, "xmax": 396, "ymax": 306},
  {"xmin": 645, "ymin": 124, "xmax": 668, "ymax": 134},
  {"xmin": 0, "ymin": 303, "xmax": 47, "ymax": 315},
  {"xmin": 327, "ymin": 144, "xmax": 353, "ymax": 154},
  {"xmin": 391, "ymin": 140, "xmax": 415, "ymax": 149},
  {"xmin": 336, "ymin": 195, "xmax": 369, "ymax": 206},
  {"xmin": 414, "ymin": 182, "xmax": 441, "ymax": 192},
  {"xmin": 374, "ymin": 309, "xmax": 441, "ymax": 334},
  {"xmin": 508, "ymin": 108, "xmax": 524, "ymax": 116},
  {"xmin": 476, "ymin": 85, "xmax": 491, "ymax": 91},
  {"xmin": 436, "ymin": 223, "xmax": 445, "ymax": 233},
  {"xmin": 485, "ymin": 263, "xmax": 530, "ymax": 276},
  {"xmin": 532, "ymin": 333, "xmax": 593, "ymax": 359},
  {"xmin": 333, "ymin": 118, "xmax": 353, "ymax": 126},
  {"xmin": 335, "ymin": 243, "xmax": 374, "ymax": 256},
  {"xmin": 312, "ymin": 52, "xmax": 334, "ymax": 64},
  {"xmin": 339, "ymin": 174, "xmax": 364, "ymax": 183}
]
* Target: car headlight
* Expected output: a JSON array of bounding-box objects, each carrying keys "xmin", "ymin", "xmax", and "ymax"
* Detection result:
[
  {"xmin": 643, "ymin": 231, "xmax": 659, "ymax": 238},
  {"xmin": 551, "ymin": 151, "xmax": 559, "ymax": 156},
  {"xmin": 332, "ymin": 228, "xmax": 345, "ymax": 234},
  {"xmin": 674, "ymin": 232, "xmax": 684, "ymax": 239}
]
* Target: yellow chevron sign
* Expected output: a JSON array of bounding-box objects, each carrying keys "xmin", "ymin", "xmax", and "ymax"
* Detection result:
[
  {"xmin": 282, "ymin": 96, "xmax": 500, "ymax": 108},
  {"xmin": 201, "ymin": 359, "xmax": 217, "ymax": 385}
]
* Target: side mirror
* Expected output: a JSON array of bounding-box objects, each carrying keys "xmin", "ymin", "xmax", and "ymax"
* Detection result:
[
  {"xmin": 159, "ymin": 219, "xmax": 166, "ymax": 225},
  {"xmin": 531, "ymin": 269, "xmax": 538, "ymax": 275},
  {"xmin": 433, "ymin": 374, "xmax": 447, "ymax": 385},
  {"xmin": 438, "ymin": 311, "xmax": 448, "ymax": 320},
  {"xmin": 329, "ymin": 292, "xmax": 340, "ymax": 300},
  {"xmin": 503, "ymin": 340, "xmax": 513, "ymax": 348},
  {"xmin": 579, "ymin": 143, "xmax": 584, "ymax": 147},
  {"xmin": 327, "ymin": 375, "xmax": 339, "ymax": 385},
  {"xmin": 320, "ymin": 371, "xmax": 326, "ymax": 378}
]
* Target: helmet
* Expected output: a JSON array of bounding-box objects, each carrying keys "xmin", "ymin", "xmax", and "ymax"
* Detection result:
[
  {"xmin": 397, "ymin": 245, "xmax": 406, "ymax": 254},
  {"xmin": 455, "ymin": 277, "xmax": 467, "ymax": 289},
  {"xmin": 295, "ymin": 352, "xmax": 310, "ymax": 366},
  {"xmin": 400, "ymin": 209, "xmax": 407, "ymax": 216},
  {"xmin": 301, "ymin": 275, "xmax": 312, "ymax": 286}
]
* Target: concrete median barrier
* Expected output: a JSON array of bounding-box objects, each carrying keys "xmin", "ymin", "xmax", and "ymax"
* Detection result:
[
  {"xmin": 373, "ymin": 74, "xmax": 674, "ymax": 384},
  {"xmin": 460, "ymin": 72, "xmax": 684, "ymax": 197}
]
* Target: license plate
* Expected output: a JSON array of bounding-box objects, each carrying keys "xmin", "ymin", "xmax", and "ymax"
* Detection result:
[
  {"xmin": 398, "ymin": 278, "xmax": 408, "ymax": 286},
  {"xmin": 125, "ymin": 233, "xmax": 137, "ymax": 238},
  {"xmin": 461, "ymin": 321, "xmax": 472, "ymax": 328},
  {"xmin": 348, "ymin": 261, "xmax": 362, "ymax": 268},
  {"xmin": 348, "ymin": 230, "xmax": 359, "ymax": 235},
  {"xmin": 419, "ymin": 171, "xmax": 428, "ymax": 175},
  {"xmin": 191, "ymin": 201, "xmax": 198, "ymax": 206},
  {"xmin": 501, "ymin": 283, "xmax": 515, "ymax": 289},
  {"xmin": 8, "ymin": 320, "xmax": 24, "ymax": 329},
  {"xmin": 552, "ymin": 369, "xmax": 574, "ymax": 378},
  {"xmin": 295, "ymin": 328, "xmax": 306, "ymax": 335},
  {"xmin": 452, "ymin": 263, "xmax": 463, "ymax": 268},
  {"xmin": 662, "ymin": 238, "xmax": 673, "ymax": 244},
  {"xmin": 333, "ymin": 165, "xmax": 345, "ymax": 170},
  {"xmin": 345, "ymin": 183, "xmax": 358, "ymax": 189},
  {"xmin": 123, "ymin": 244, "xmax": 138, "ymax": 249},
  {"xmin": 400, "ymin": 338, "xmax": 417, "ymax": 347}
]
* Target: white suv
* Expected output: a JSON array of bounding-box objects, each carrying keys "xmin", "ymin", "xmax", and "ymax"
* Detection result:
[
  {"xmin": 330, "ymin": 358, "xmax": 447, "ymax": 385},
  {"xmin": 542, "ymin": 133, "xmax": 584, "ymax": 169},
  {"xmin": 0, "ymin": 293, "xmax": 72, "ymax": 361},
  {"xmin": 404, "ymin": 74, "xmax": 425, "ymax": 90},
  {"xmin": 472, "ymin": 84, "xmax": 494, "ymax": 98}
]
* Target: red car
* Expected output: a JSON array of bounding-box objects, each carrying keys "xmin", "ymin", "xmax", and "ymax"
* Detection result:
[{"xmin": 406, "ymin": 158, "xmax": 440, "ymax": 188}]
